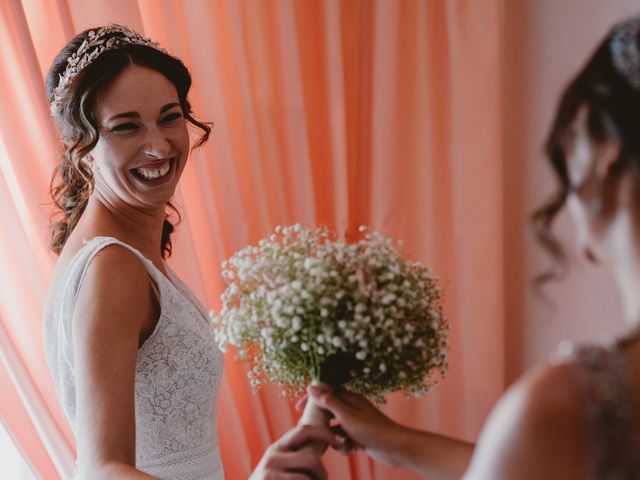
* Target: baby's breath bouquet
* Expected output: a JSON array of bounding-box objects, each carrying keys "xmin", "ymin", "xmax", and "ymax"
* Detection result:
[{"xmin": 211, "ymin": 225, "xmax": 448, "ymax": 427}]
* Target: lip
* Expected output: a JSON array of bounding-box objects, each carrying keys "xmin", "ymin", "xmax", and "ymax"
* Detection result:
[
  {"xmin": 130, "ymin": 157, "xmax": 176, "ymax": 185},
  {"xmin": 130, "ymin": 157, "xmax": 174, "ymax": 170}
]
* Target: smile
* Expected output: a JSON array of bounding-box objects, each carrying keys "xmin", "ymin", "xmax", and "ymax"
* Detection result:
[{"xmin": 131, "ymin": 158, "xmax": 174, "ymax": 182}]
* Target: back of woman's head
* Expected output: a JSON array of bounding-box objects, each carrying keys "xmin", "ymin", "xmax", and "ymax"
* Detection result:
[
  {"xmin": 47, "ymin": 25, "xmax": 211, "ymax": 257},
  {"xmin": 533, "ymin": 16, "xmax": 640, "ymax": 283}
]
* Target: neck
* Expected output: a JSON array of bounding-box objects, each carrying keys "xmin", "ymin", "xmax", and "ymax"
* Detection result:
[
  {"xmin": 80, "ymin": 193, "xmax": 167, "ymax": 261},
  {"xmin": 609, "ymin": 209, "xmax": 640, "ymax": 326}
]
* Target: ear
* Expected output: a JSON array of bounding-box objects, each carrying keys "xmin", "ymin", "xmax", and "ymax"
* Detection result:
[
  {"xmin": 597, "ymin": 140, "xmax": 639, "ymax": 209},
  {"xmin": 80, "ymin": 154, "xmax": 94, "ymax": 171},
  {"xmin": 594, "ymin": 139, "xmax": 621, "ymax": 179}
]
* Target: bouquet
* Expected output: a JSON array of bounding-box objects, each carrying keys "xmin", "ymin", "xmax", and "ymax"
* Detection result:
[{"xmin": 211, "ymin": 225, "xmax": 448, "ymax": 428}]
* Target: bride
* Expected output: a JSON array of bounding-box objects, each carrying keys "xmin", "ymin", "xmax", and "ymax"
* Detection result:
[{"xmin": 42, "ymin": 24, "xmax": 337, "ymax": 480}]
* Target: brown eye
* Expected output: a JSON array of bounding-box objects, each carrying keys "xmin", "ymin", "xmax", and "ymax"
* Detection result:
[
  {"xmin": 161, "ymin": 112, "xmax": 182, "ymax": 123},
  {"xmin": 112, "ymin": 123, "xmax": 139, "ymax": 132}
]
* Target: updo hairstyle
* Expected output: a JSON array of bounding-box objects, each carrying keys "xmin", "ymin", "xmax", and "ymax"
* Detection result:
[{"xmin": 46, "ymin": 26, "xmax": 211, "ymax": 257}]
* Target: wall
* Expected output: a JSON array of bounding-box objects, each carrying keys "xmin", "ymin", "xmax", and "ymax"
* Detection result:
[{"xmin": 504, "ymin": 0, "xmax": 639, "ymax": 381}]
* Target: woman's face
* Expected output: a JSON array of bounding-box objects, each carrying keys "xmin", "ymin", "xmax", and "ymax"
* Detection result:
[
  {"xmin": 88, "ymin": 64, "xmax": 189, "ymax": 212},
  {"xmin": 564, "ymin": 106, "xmax": 621, "ymax": 264}
]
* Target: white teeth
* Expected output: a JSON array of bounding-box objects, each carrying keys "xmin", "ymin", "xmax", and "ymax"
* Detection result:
[{"xmin": 135, "ymin": 161, "xmax": 171, "ymax": 180}]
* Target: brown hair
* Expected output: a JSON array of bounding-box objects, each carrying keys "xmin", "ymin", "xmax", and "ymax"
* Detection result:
[
  {"xmin": 46, "ymin": 27, "xmax": 212, "ymax": 257},
  {"xmin": 532, "ymin": 18, "xmax": 640, "ymax": 284}
]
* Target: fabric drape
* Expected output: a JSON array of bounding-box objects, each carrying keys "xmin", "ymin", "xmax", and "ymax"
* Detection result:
[{"xmin": 0, "ymin": 1, "xmax": 503, "ymax": 478}]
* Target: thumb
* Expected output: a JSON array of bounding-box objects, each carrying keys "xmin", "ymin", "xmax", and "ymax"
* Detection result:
[{"xmin": 309, "ymin": 386, "xmax": 350, "ymax": 420}]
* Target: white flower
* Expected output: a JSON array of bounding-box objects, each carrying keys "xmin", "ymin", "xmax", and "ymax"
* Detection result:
[
  {"xmin": 212, "ymin": 224, "xmax": 448, "ymax": 402},
  {"xmin": 381, "ymin": 293, "xmax": 396, "ymax": 305},
  {"xmin": 292, "ymin": 317, "xmax": 302, "ymax": 331},
  {"xmin": 275, "ymin": 316, "xmax": 290, "ymax": 328}
]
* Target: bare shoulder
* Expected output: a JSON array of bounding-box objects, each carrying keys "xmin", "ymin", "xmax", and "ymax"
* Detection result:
[
  {"xmin": 464, "ymin": 361, "xmax": 588, "ymax": 480},
  {"xmin": 73, "ymin": 243, "xmax": 158, "ymax": 345},
  {"xmin": 71, "ymin": 244, "xmax": 159, "ymax": 470}
]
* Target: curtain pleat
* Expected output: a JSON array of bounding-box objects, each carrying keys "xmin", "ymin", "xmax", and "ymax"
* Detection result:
[{"xmin": 0, "ymin": 1, "xmax": 504, "ymax": 478}]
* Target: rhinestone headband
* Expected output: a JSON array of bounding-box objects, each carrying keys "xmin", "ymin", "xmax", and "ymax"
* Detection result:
[
  {"xmin": 50, "ymin": 24, "xmax": 167, "ymax": 116},
  {"xmin": 610, "ymin": 17, "xmax": 640, "ymax": 90}
]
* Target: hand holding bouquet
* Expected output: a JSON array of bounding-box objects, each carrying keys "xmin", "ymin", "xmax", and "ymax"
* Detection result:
[{"xmin": 211, "ymin": 225, "xmax": 448, "ymax": 432}]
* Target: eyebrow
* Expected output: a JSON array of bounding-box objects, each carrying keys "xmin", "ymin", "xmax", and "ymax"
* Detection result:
[{"xmin": 106, "ymin": 102, "xmax": 181, "ymax": 122}]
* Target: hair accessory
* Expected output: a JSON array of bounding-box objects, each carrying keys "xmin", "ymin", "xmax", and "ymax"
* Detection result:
[
  {"xmin": 610, "ymin": 17, "xmax": 640, "ymax": 90},
  {"xmin": 50, "ymin": 24, "xmax": 167, "ymax": 116}
]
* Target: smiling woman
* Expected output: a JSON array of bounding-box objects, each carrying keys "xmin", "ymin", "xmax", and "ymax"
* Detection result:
[
  {"xmin": 46, "ymin": 27, "xmax": 210, "ymax": 259},
  {"xmin": 40, "ymin": 24, "xmax": 339, "ymax": 480},
  {"xmin": 88, "ymin": 67, "xmax": 189, "ymax": 211},
  {"xmin": 0, "ymin": 2, "xmax": 507, "ymax": 479}
]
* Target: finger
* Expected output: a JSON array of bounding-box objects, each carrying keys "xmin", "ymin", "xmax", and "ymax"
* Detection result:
[
  {"xmin": 295, "ymin": 394, "xmax": 308, "ymax": 413},
  {"xmin": 278, "ymin": 425, "xmax": 345, "ymax": 451},
  {"xmin": 269, "ymin": 450, "xmax": 328, "ymax": 480},
  {"xmin": 272, "ymin": 474, "xmax": 314, "ymax": 480},
  {"xmin": 309, "ymin": 387, "xmax": 351, "ymax": 420},
  {"xmin": 328, "ymin": 427, "xmax": 361, "ymax": 454},
  {"xmin": 334, "ymin": 388, "xmax": 372, "ymax": 409},
  {"xmin": 329, "ymin": 424, "xmax": 348, "ymax": 438}
]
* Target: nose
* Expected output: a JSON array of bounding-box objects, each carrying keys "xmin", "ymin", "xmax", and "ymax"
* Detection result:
[{"xmin": 143, "ymin": 125, "xmax": 171, "ymax": 159}]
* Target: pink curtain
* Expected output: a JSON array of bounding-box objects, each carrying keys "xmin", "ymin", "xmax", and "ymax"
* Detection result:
[{"xmin": 0, "ymin": 1, "xmax": 503, "ymax": 478}]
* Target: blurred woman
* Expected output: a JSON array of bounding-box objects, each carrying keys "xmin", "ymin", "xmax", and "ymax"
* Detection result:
[{"xmin": 312, "ymin": 15, "xmax": 640, "ymax": 480}]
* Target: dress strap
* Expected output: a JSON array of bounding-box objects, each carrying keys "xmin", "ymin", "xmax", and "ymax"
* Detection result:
[
  {"xmin": 69, "ymin": 237, "xmax": 164, "ymax": 291},
  {"xmin": 573, "ymin": 344, "xmax": 640, "ymax": 479},
  {"xmin": 60, "ymin": 237, "xmax": 166, "ymax": 343}
]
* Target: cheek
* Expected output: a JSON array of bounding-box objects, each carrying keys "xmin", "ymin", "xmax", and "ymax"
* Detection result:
[
  {"xmin": 567, "ymin": 194, "xmax": 593, "ymax": 246},
  {"xmin": 90, "ymin": 142, "xmax": 135, "ymax": 181},
  {"xmin": 175, "ymin": 123, "xmax": 190, "ymax": 150}
]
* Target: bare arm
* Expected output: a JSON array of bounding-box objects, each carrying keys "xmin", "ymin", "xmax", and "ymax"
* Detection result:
[
  {"xmin": 309, "ymin": 387, "xmax": 473, "ymax": 479},
  {"xmin": 311, "ymin": 362, "xmax": 586, "ymax": 480},
  {"xmin": 72, "ymin": 246, "xmax": 160, "ymax": 480}
]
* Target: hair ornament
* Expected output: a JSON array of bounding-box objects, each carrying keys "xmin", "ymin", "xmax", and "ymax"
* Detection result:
[
  {"xmin": 50, "ymin": 24, "xmax": 167, "ymax": 116},
  {"xmin": 610, "ymin": 17, "xmax": 640, "ymax": 90}
]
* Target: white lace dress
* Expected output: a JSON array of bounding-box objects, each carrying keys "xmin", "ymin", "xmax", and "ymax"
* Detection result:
[{"xmin": 43, "ymin": 237, "xmax": 225, "ymax": 479}]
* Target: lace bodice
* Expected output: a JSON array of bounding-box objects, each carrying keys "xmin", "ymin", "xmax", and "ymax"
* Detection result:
[
  {"xmin": 558, "ymin": 340, "xmax": 640, "ymax": 479},
  {"xmin": 43, "ymin": 237, "xmax": 225, "ymax": 479}
]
